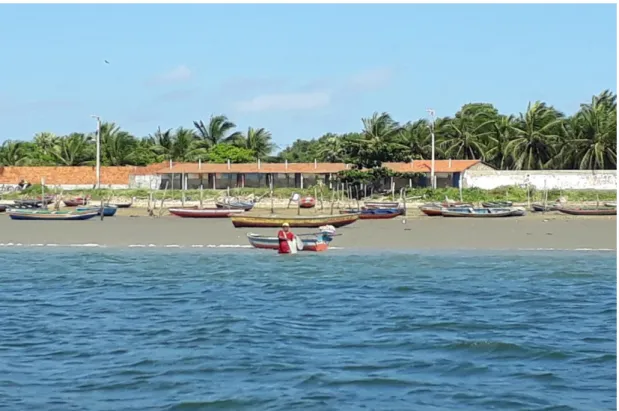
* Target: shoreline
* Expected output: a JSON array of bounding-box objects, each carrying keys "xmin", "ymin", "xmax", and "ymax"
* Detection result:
[{"xmin": 0, "ymin": 212, "xmax": 615, "ymax": 251}]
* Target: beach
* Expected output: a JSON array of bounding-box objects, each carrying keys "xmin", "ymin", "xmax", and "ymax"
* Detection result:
[{"xmin": 0, "ymin": 207, "xmax": 615, "ymax": 250}]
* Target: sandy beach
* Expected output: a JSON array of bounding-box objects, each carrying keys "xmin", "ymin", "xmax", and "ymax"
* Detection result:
[{"xmin": 0, "ymin": 207, "xmax": 615, "ymax": 250}]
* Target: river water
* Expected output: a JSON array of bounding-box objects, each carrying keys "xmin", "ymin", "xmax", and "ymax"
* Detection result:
[{"xmin": 0, "ymin": 249, "xmax": 615, "ymax": 410}]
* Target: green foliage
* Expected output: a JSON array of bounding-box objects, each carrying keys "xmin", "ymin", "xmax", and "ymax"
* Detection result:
[{"xmin": 206, "ymin": 144, "xmax": 256, "ymax": 163}]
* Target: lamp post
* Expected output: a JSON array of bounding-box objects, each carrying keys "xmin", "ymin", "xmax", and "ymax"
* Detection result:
[
  {"xmin": 427, "ymin": 109, "xmax": 436, "ymax": 189},
  {"xmin": 91, "ymin": 115, "xmax": 101, "ymax": 189}
]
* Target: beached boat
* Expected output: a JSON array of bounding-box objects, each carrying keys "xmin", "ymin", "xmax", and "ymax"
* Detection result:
[
  {"xmin": 342, "ymin": 207, "xmax": 403, "ymax": 219},
  {"xmin": 7, "ymin": 209, "xmax": 99, "ymax": 221},
  {"xmin": 63, "ymin": 197, "xmax": 89, "ymax": 207},
  {"xmin": 531, "ymin": 203, "xmax": 558, "ymax": 212},
  {"xmin": 556, "ymin": 207, "xmax": 617, "ymax": 216},
  {"xmin": 215, "ymin": 200, "xmax": 255, "ymax": 211},
  {"xmin": 12, "ymin": 199, "xmax": 44, "ymax": 208},
  {"xmin": 419, "ymin": 202, "xmax": 474, "ymax": 216},
  {"xmin": 169, "ymin": 207, "xmax": 245, "ymax": 218},
  {"xmin": 442, "ymin": 207, "xmax": 526, "ymax": 218},
  {"xmin": 604, "ymin": 202, "xmax": 616, "ymax": 208},
  {"xmin": 481, "ymin": 201, "xmax": 513, "ymax": 208},
  {"xmin": 76, "ymin": 205, "xmax": 118, "ymax": 217},
  {"xmin": 247, "ymin": 232, "xmax": 333, "ymax": 252},
  {"xmin": 299, "ymin": 196, "xmax": 316, "ymax": 209},
  {"xmin": 0, "ymin": 204, "xmax": 7, "ymax": 213},
  {"xmin": 110, "ymin": 201, "xmax": 132, "ymax": 208},
  {"xmin": 364, "ymin": 201, "xmax": 400, "ymax": 209},
  {"xmin": 231, "ymin": 213, "xmax": 359, "ymax": 228}
]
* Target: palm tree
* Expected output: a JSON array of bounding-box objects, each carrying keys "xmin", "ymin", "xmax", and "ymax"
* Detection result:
[
  {"xmin": 347, "ymin": 112, "xmax": 406, "ymax": 167},
  {"xmin": 316, "ymin": 134, "xmax": 349, "ymax": 162},
  {"xmin": 193, "ymin": 115, "xmax": 242, "ymax": 147},
  {"xmin": 50, "ymin": 133, "xmax": 94, "ymax": 166},
  {"xmin": 505, "ymin": 102, "xmax": 564, "ymax": 170},
  {"xmin": 98, "ymin": 122, "xmax": 138, "ymax": 166},
  {"xmin": 0, "ymin": 141, "xmax": 31, "ymax": 166},
  {"xmin": 397, "ymin": 119, "xmax": 432, "ymax": 160},
  {"xmin": 233, "ymin": 127, "xmax": 276, "ymax": 159},
  {"xmin": 33, "ymin": 132, "xmax": 58, "ymax": 153},
  {"xmin": 439, "ymin": 106, "xmax": 494, "ymax": 160},
  {"xmin": 485, "ymin": 115, "xmax": 517, "ymax": 169}
]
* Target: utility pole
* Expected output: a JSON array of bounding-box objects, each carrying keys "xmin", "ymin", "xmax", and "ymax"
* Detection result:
[
  {"xmin": 427, "ymin": 109, "xmax": 436, "ymax": 189},
  {"xmin": 91, "ymin": 115, "xmax": 101, "ymax": 189}
]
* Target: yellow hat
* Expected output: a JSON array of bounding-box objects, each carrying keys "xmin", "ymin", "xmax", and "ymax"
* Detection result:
[{"xmin": 282, "ymin": 222, "xmax": 290, "ymax": 227}]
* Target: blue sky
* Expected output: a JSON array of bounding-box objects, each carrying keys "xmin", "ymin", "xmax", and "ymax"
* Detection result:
[{"xmin": 0, "ymin": 4, "xmax": 616, "ymax": 150}]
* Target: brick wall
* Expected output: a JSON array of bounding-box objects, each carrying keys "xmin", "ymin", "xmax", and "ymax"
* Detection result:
[{"xmin": 0, "ymin": 163, "xmax": 167, "ymax": 185}]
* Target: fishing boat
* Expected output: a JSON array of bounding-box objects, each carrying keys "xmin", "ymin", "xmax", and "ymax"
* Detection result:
[
  {"xmin": 299, "ymin": 196, "xmax": 316, "ymax": 209},
  {"xmin": 110, "ymin": 201, "xmax": 132, "ymax": 208},
  {"xmin": 231, "ymin": 213, "xmax": 359, "ymax": 228},
  {"xmin": 247, "ymin": 232, "xmax": 333, "ymax": 252},
  {"xmin": 7, "ymin": 209, "xmax": 99, "ymax": 221},
  {"xmin": 169, "ymin": 207, "xmax": 245, "ymax": 218},
  {"xmin": 342, "ymin": 207, "xmax": 403, "ymax": 219},
  {"xmin": 63, "ymin": 197, "xmax": 90, "ymax": 207},
  {"xmin": 481, "ymin": 201, "xmax": 513, "ymax": 208},
  {"xmin": 364, "ymin": 201, "xmax": 400, "ymax": 209},
  {"xmin": 604, "ymin": 202, "xmax": 617, "ymax": 208},
  {"xmin": 76, "ymin": 205, "xmax": 118, "ymax": 217},
  {"xmin": 531, "ymin": 203, "xmax": 558, "ymax": 212},
  {"xmin": 419, "ymin": 202, "xmax": 474, "ymax": 216},
  {"xmin": 0, "ymin": 204, "xmax": 7, "ymax": 213},
  {"xmin": 12, "ymin": 199, "xmax": 44, "ymax": 209},
  {"xmin": 556, "ymin": 207, "xmax": 617, "ymax": 216},
  {"xmin": 442, "ymin": 207, "xmax": 526, "ymax": 218},
  {"xmin": 215, "ymin": 200, "xmax": 255, "ymax": 211}
]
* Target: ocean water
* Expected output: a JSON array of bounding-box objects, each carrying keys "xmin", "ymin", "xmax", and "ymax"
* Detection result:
[{"xmin": 0, "ymin": 249, "xmax": 615, "ymax": 411}]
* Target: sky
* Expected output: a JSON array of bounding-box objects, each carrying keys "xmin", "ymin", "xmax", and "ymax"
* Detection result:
[{"xmin": 0, "ymin": 3, "xmax": 616, "ymax": 151}]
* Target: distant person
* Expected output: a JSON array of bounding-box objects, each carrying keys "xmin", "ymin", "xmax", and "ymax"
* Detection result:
[
  {"xmin": 17, "ymin": 179, "xmax": 30, "ymax": 190},
  {"xmin": 277, "ymin": 223, "xmax": 295, "ymax": 254}
]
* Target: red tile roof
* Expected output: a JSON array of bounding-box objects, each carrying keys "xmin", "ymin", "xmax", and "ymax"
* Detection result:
[{"xmin": 156, "ymin": 160, "xmax": 481, "ymax": 175}]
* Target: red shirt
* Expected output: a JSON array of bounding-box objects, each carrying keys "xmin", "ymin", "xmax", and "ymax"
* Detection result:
[{"xmin": 278, "ymin": 230, "xmax": 294, "ymax": 254}]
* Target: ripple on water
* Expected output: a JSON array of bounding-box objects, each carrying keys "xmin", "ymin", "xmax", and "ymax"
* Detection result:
[{"xmin": 0, "ymin": 249, "xmax": 615, "ymax": 411}]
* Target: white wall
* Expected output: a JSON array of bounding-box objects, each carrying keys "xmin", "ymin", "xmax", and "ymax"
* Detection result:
[
  {"xmin": 129, "ymin": 175, "xmax": 162, "ymax": 190},
  {"xmin": 463, "ymin": 170, "xmax": 617, "ymax": 190}
]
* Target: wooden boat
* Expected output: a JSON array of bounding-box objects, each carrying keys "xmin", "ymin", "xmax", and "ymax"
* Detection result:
[
  {"xmin": 342, "ymin": 207, "xmax": 403, "ymax": 219},
  {"xmin": 364, "ymin": 201, "xmax": 399, "ymax": 209},
  {"xmin": 169, "ymin": 207, "xmax": 245, "ymax": 218},
  {"xmin": 7, "ymin": 209, "xmax": 99, "ymax": 221},
  {"xmin": 419, "ymin": 202, "xmax": 474, "ymax": 216},
  {"xmin": 531, "ymin": 203, "xmax": 558, "ymax": 212},
  {"xmin": 247, "ymin": 232, "xmax": 333, "ymax": 252},
  {"xmin": 299, "ymin": 196, "xmax": 316, "ymax": 209},
  {"xmin": 63, "ymin": 197, "xmax": 90, "ymax": 207},
  {"xmin": 110, "ymin": 201, "xmax": 132, "ymax": 208},
  {"xmin": 12, "ymin": 199, "xmax": 44, "ymax": 208},
  {"xmin": 215, "ymin": 200, "xmax": 255, "ymax": 211},
  {"xmin": 442, "ymin": 207, "xmax": 526, "ymax": 218},
  {"xmin": 0, "ymin": 204, "xmax": 7, "ymax": 213},
  {"xmin": 604, "ymin": 202, "xmax": 617, "ymax": 208},
  {"xmin": 77, "ymin": 205, "xmax": 118, "ymax": 217},
  {"xmin": 556, "ymin": 207, "xmax": 617, "ymax": 216},
  {"xmin": 231, "ymin": 213, "xmax": 359, "ymax": 228},
  {"xmin": 482, "ymin": 201, "xmax": 513, "ymax": 208}
]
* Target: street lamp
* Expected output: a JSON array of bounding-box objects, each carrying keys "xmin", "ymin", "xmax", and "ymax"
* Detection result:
[
  {"xmin": 427, "ymin": 109, "xmax": 436, "ymax": 189},
  {"xmin": 91, "ymin": 115, "xmax": 101, "ymax": 189}
]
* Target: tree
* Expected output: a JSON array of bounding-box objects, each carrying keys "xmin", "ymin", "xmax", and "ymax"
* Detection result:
[
  {"xmin": 232, "ymin": 127, "xmax": 276, "ymax": 159},
  {"xmin": 50, "ymin": 133, "xmax": 94, "ymax": 166},
  {"xmin": 193, "ymin": 115, "xmax": 242, "ymax": 147},
  {"xmin": 99, "ymin": 122, "xmax": 138, "ymax": 166},
  {"xmin": 206, "ymin": 144, "xmax": 255, "ymax": 163}
]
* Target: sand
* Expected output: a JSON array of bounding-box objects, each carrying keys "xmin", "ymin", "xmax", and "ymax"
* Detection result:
[{"xmin": 0, "ymin": 206, "xmax": 616, "ymax": 250}]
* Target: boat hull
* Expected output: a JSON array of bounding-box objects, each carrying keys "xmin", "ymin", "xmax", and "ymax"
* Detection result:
[
  {"xmin": 247, "ymin": 233, "xmax": 330, "ymax": 252},
  {"xmin": 215, "ymin": 202, "xmax": 255, "ymax": 211},
  {"xmin": 419, "ymin": 206, "xmax": 443, "ymax": 216},
  {"xmin": 442, "ymin": 207, "xmax": 525, "ymax": 218},
  {"xmin": 7, "ymin": 210, "xmax": 99, "ymax": 221},
  {"xmin": 364, "ymin": 201, "xmax": 399, "ymax": 209},
  {"xmin": 111, "ymin": 202, "xmax": 132, "ymax": 208},
  {"xmin": 343, "ymin": 208, "xmax": 403, "ymax": 219},
  {"xmin": 482, "ymin": 201, "xmax": 513, "ymax": 208},
  {"xmin": 169, "ymin": 207, "xmax": 245, "ymax": 218},
  {"xmin": 64, "ymin": 198, "xmax": 89, "ymax": 207},
  {"xmin": 556, "ymin": 208, "xmax": 616, "ymax": 216},
  {"xmin": 232, "ymin": 214, "xmax": 358, "ymax": 228},
  {"xmin": 531, "ymin": 203, "xmax": 557, "ymax": 212},
  {"xmin": 76, "ymin": 205, "xmax": 118, "ymax": 217},
  {"xmin": 299, "ymin": 197, "xmax": 316, "ymax": 208}
]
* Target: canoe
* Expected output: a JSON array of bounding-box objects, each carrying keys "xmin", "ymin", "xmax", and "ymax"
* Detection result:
[
  {"xmin": 442, "ymin": 207, "xmax": 526, "ymax": 218},
  {"xmin": 64, "ymin": 198, "xmax": 89, "ymax": 207},
  {"xmin": 110, "ymin": 202, "xmax": 132, "ymax": 208},
  {"xmin": 215, "ymin": 201, "xmax": 255, "ymax": 211},
  {"xmin": 364, "ymin": 201, "xmax": 399, "ymax": 209},
  {"xmin": 556, "ymin": 208, "xmax": 617, "ymax": 216},
  {"xmin": 231, "ymin": 213, "xmax": 359, "ymax": 228},
  {"xmin": 531, "ymin": 203, "xmax": 558, "ymax": 212},
  {"xmin": 482, "ymin": 201, "xmax": 513, "ymax": 208},
  {"xmin": 247, "ymin": 232, "xmax": 333, "ymax": 252},
  {"xmin": 7, "ymin": 209, "xmax": 99, "ymax": 221},
  {"xmin": 419, "ymin": 202, "xmax": 474, "ymax": 216},
  {"xmin": 0, "ymin": 204, "xmax": 7, "ymax": 213},
  {"xmin": 12, "ymin": 199, "xmax": 44, "ymax": 208},
  {"xmin": 169, "ymin": 207, "xmax": 245, "ymax": 218},
  {"xmin": 76, "ymin": 205, "xmax": 118, "ymax": 217},
  {"xmin": 299, "ymin": 196, "xmax": 316, "ymax": 209},
  {"xmin": 342, "ymin": 207, "xmax": 403, "ymax": 219},
  {"xmin": 604, "ymin": 202, "xmax": 616, "ymax": 208}
]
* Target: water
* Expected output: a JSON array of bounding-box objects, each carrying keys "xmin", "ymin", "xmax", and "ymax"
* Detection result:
[{"xmin": 0, "ymin": 249, "xmax": 615, "ymax": 411}]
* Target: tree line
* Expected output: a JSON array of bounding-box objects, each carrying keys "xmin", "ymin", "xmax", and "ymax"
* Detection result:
[{"xmin": 0, "ymin": 90, "xmax": 615, "ymax": 170}]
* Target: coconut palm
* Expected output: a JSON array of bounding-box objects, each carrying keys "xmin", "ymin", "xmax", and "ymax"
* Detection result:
[
  {"xmin": 397, "ymin": 119, "xmax": 433, "ymax": 160},
  {"xmin": 50, "ymin": 133, "xmax": 94, "ymax": 166},
  {"xmin": 0, "ymin": 141, "xmax": 31, "ymax": 166},
  {"xmin": 98, "ymin": 122, "xmax": 138, "ymax": 166},
  {"xmin": 346, "ymin": 112, "xmax": 407, "ymax": 167},
  {"xmin": 193, "ymin": 115, "xmax": 242, "ymax": 147},
  {"xmin": 232, "ymin": 127, "xmax": 276, "ymax": 159}
]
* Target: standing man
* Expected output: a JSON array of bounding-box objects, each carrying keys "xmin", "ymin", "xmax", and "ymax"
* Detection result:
[{"xmin": 277, "ymin": 222, "xmax": 295, "ymax": 254}]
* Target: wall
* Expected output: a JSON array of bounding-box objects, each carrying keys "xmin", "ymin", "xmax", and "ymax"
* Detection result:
[{"xmin": 463, "ymin": 169, "xmax": 617, "ymax": 190}]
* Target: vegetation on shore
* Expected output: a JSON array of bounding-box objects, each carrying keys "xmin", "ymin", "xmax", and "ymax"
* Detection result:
[
  {"xmin": 2, "ymin": 185, "xmax": 615, "ymax": 204},
  {"xmin": 0, "ymin": 91, "xmax": 615, "ymax": 171}
]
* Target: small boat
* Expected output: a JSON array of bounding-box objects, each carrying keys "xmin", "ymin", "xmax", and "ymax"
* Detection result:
[
  {"xmin": 169, "ymin": 207, "xmax": 245, "ymax": 218},
  {"xmin": 531, "ymin": 203, "xmax": 558, "ymax": 212},
  {"xmin": 442, "ymin": 207, "xmax": 526, "ymax": 218},
  {"xmin": 215, "ymin": 200, "xmax": 255, "ymax": 211},
  {"xmin": 604, "ymin": 202, "xmax": 616, "ymax": 208},
  {"xmin": 419, "ymin": 202, "xmax": 474, "ymax": 216},
  {"xmin": 76, "ymin": 205, "xmax": 118, "ymax": 217},
  {"xmin": 12, "ymin": 199, "xmax": 44, "ymax": 208},
  {"xmin": 342, "ymin": 207, "xmax": 403, "ymax": 220},
  {"xmin": 247, "ymin": 232, "xmax": 333, "ymax": 252},
  {"xmin": 231, "ymin": 213, "xmax": 359, "ymax": 228},
  {"xmin": 482, "ymin": 201, "xmax": 513, "ymax": 208},
  {"xmin": 110, "ymin": 202, "xmax": 132, "ymax": 208},
  {"xmin": 63, "ymin": 197, "xmax": 90, "ymax": 207},
  {"xmin": 299, "ymin": 196, "xmax": 316, "ymax": 209},
  {"xmin": 556, "ymin": 207, "xmax": 617, "ymax": 216},
  {"xmin": 0, "ymin": 204, "xmax": 7, "ymax": 213},
  {"xmin": 364, "ymin": 201, "xmax": 399, "ymax": 209},
  {"xmin": 7, "ymin": 209, "xmax": 99, "ymax": 221}
]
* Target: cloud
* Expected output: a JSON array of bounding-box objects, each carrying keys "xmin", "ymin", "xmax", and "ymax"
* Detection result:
[
  {"xmin": 149, "ymin": 65, "xmax": 193, "ymax": 85},
  {"xmin": 345, "ymin": 67, "xmax": 394, "ymax": 92},
  {"xmin": 233, "ymin": 91, "xmax": 331, "ymax": 113},
  {"xmin": 154, "ymin": 89, "xmax": 197, "ymax": 102}
]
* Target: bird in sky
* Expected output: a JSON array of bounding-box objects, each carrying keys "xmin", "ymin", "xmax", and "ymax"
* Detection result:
[{"xmin": 104, "ymin": 60, "xmax": 110, "ymax": 64}]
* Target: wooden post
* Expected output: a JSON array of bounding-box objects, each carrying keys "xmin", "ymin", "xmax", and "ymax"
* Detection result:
[
  {"xmin": 330, "ymin": 190, "xmax": 335, "ymax": 215},
  {"xmin": 199, "ymin": 185, "xmax": 204, "ymax": 209},
  {"xmin": 297, "ymin": 195, "xmax": 301, "ymax": 216},
  {"xmin": 270, "ymin": 181, "xmax": 274, "ymax": 215},
  {"xmin": 320, "ymin": 188, "xmax": 324, "ymax": 211},
  {"xmin": 314, "ymin": 186, "xmax": 318, "ymax": 214},
  {"xmin": 159, "ymin": 181, "xmax": 169, "ymax": 217},
  {"xmin": 401, "ymin": 187, "xmax": 407, "ymax": 216},
  {"xmin": 181, "ymin": 191, "xmax": 185, "ymax": 207}
]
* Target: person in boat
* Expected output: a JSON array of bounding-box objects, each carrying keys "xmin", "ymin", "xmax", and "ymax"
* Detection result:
[{"xmin": 277, "ymin": 222, "xmax": 295, "ymax": 254}]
